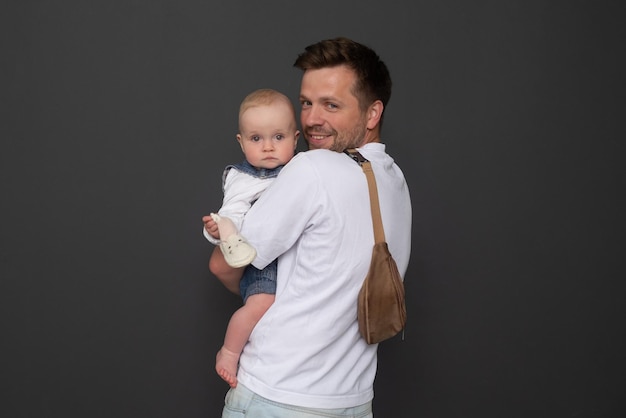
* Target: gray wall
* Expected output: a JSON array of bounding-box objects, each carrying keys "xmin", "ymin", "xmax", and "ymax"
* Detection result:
[{"xmin": 2, "ymin": 1, "xmax": 624, "ymax": 417}]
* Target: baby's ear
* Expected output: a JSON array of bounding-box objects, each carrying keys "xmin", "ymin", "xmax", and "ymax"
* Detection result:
[
  {"xmin": 294, "ymin": 130, "xmax": 301, "ymax": 148},
  {"xmin": 236, "ymin": 134, "xmax": 245, "ymax": 152}
]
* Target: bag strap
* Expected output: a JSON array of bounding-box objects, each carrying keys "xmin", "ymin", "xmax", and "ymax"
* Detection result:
[{"xmin": 344, "ymin": 149, "xmax": 386, "ymax": 244}]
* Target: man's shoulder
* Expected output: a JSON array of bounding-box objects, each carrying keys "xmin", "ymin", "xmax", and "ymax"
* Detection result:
[
  {"xmin": 282, "ymin": 150, "xmax": 341, "ymax": 169},
  {"xmin": 298, "ymin": 148, "xmax": 341, "ymax": 158},
  {"xmin": 279, "ymin": 150, "xmax": 354, "ymax": 184}
]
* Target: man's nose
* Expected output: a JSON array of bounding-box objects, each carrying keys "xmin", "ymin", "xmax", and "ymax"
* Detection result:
[{"xmin": 303, "ymin": 105, "xmax": 322, "ymax": 127}]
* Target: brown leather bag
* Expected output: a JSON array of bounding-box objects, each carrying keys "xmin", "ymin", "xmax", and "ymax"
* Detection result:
[{"xmin": 345, "ymin": 149, "xmax": 407, "ymax": 344}]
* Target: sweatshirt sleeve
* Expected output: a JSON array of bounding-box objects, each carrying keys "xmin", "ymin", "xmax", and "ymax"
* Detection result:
[{"xmin": 240, "ymin": 153, "xmax": 322, "ymax": 269}]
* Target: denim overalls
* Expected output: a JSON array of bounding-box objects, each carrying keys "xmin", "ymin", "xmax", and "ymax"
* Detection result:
[{"xmin": 223, "ymin": 160, "xmax": 282, "ymax": 302}]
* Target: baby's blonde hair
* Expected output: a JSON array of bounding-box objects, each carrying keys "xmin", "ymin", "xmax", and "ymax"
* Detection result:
[{"xmin": 238, "ymin": 89, "xmax": 296, "ymax": 132}]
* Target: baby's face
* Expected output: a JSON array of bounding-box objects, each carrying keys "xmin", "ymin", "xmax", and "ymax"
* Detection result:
[{"xmin": 237, "ymin": 103, "xmax": 299, "ymax": 170}]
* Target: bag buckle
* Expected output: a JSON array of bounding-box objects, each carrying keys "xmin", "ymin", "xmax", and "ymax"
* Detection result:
[{"xmin": 344, "ymin": 148, "xmax": 369, "ymax": 166}]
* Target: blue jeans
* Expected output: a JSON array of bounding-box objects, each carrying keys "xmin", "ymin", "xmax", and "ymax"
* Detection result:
[
  {"xmin": 222, "ymin": 384, "xmax": 373, "ymax": 418},
  {"xmin": 239, "ymin": 260, "xmax": 277, "ymax": 302}
]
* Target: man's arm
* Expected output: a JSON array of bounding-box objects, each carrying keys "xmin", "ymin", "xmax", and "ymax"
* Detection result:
[{"xmin": 209, "ymin": 246, "xmax": 244, "ymax": 295}]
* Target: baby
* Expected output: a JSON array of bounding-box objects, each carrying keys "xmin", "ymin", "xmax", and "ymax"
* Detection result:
[{"xmin": 202, "ymin": 88, "xmax": 299, "ymax": 387}]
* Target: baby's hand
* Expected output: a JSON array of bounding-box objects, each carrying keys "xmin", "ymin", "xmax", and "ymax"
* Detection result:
[{"xmin": 202, "ymin": 213, "xmax": 220, "ymax": 239}]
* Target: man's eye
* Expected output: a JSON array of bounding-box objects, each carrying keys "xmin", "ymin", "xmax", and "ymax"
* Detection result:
[
  {"xmin": 300, "ymin": 100, "xmax": 311, "ymax": 108},
  {"xmin": 326, "ymin": 103, "xmax": 338, "ymax": 110}
]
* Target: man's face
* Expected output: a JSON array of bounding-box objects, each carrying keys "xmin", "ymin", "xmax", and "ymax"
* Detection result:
[{"xmin": 299, "ymin": 65, "xmax": 368, "ymax": 152}]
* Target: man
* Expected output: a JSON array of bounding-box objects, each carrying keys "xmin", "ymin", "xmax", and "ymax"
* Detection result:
[{"xmin": 208, "ymin": 37, "xmax": 412, "ymax": 417}]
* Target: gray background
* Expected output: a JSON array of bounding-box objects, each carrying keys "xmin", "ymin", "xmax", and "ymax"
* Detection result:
[{"xmin": 2, "ymin": 1, "xmax": 624, "ymax": 417}]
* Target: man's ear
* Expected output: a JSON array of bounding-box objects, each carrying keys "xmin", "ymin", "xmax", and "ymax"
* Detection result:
[{"xmin": 366, "ymin": 100, "xmax": 384, "ymax": 130}]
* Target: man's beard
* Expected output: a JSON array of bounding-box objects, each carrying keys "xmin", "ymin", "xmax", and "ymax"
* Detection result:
[
  {"xmin": 329, "ymin": 121, "xmax": 367, "ymax": 152},
  {"xmin": 306, "ymin": 115, "xmax": 368, "ymax": 152}
]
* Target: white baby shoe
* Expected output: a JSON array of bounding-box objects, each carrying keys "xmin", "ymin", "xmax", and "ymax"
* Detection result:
[{"xmin": 219, "ymin": 234, "xmax": 257, "ymax": 268}]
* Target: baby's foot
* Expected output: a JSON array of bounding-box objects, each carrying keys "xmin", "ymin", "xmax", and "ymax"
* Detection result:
[
  {"xmin": 216, "ymin": 346, "xmax": 239, "ymax": 388},
  {"xmin": 219, "ymin": 234, "xmax": 256, "ymax": 268}
]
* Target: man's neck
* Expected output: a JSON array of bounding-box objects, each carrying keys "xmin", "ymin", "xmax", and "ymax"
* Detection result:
[{"xmin": 360, "ymin": 128, "xmax": 380, "ymax": 146}]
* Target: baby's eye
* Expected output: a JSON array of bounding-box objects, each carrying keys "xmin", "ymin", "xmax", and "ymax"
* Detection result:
[
  {"xmin": 275, "ymin": 134, "xmax": 285, "ymax": 141},
  {"xmin": 251, "ymin": 135, "xmax": 261, "ymax": 142}
]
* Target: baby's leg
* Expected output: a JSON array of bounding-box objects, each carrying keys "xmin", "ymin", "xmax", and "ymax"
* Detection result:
[
  {"xmin": 216, "ymin": 293, "xmax": 275, "ymax": 387},
  {"xmin": 211, "ymin": 213, "xmax": 256, "ymax": 268},
  {"xmin": 210, "ymin": 213, "xmax": 237, "ymax": 238}
]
